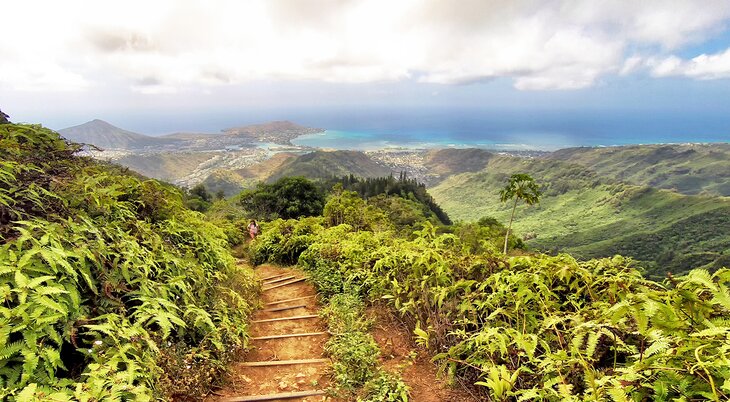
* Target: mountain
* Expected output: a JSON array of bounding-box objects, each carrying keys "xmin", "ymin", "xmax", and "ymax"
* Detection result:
[
  {"xmin": 195, "ymin": 150, "xmax": 395, "ymax": 197},
  {"xmin": 548, "ymin": 143, "xmax": 730, "ymax": 196},
  {"xmin": 58, "ymin": 119, "xmax": 179, "ymax": 150},
  {"xmin": 267, "ymin": 150, "xmax": 394, "ymax": 182},
  {"xmin": 429, "ymin": 154, "xmax": 730, "ymax": 277},
  {"xmin": 200, "ymin": 153, "xmax": 300, "ymax": 196}
]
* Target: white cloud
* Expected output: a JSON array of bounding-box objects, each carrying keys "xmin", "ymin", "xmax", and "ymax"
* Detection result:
[
  {"xmin": 650, "ymin": 49, "xmax": 730, "ymax": 79},
  {"xmin": 1, "ymin": 0, "xmax": 729, "ymax": 93}
]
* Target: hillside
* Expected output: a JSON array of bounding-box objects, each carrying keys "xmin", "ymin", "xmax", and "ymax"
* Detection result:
[
  {"xmin": 201, "ymin": 153, "xmax": 301, "ymax": 196},
  {"xmin": 267, "ymin": 150, "xmax": 394, "ymax": 181},
  {"xmin": 548, "ymin": 143, "xmax": 730, "ymax": 196},
  {"xmin": 0, "ymin": 122, "xmax": 256, "ymax": 399},
  {"xmin": 422, "ymin": 148, "xmax": 494, "ymax": 179},
  {"xmin": 250, "ymin": 203, "xmax": 730, "ymax": 401},
  {"xmin": 114, "ymin": 151, "xmax": 220, "ymax": 182},
  {"xmin": 58, "ymin": 119, "xmax": 180, "ymax": 150},
  {"xmin": 430, "ymin": 155, "xmax": 730, "ymax": 276}
]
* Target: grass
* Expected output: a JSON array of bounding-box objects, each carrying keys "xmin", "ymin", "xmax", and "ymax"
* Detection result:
[
  {"xmin": 320, "ymin": 292, "xmax": 410, "ymax": 400},
  {"xmin": 548, "ymin": 143, "xmax": 730, "ymax": 196},
  {"xmin": 430, "ymin": 156, "xmax": 730, "ymax": 277}
]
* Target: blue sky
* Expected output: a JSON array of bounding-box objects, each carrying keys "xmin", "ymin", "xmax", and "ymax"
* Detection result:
[{"xmin": 1, "ymin": 0, "xmax": 730, "ymax": 141}]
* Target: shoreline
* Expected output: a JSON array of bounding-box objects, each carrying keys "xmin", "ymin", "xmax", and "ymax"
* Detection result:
[{"xmin": 288, "ymin": 129, "xmax": 730, "ymax": 153}]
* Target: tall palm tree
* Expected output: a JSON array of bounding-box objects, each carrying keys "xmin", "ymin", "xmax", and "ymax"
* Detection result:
[{"xmin": 499, "ymin": 173, "xmax": 541, "ymax": 254}]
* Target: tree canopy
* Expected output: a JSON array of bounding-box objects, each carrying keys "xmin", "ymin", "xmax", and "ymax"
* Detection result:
[{"xmin": 239, "ymin": 176, "xmax": 325, "ymax": 220}]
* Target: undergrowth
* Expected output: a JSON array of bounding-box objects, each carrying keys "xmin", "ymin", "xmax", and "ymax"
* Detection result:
[
  {"xmin": 320, "ymin": 294, "xmax": 409, "ymax": 400},
  {"xmin": 252, "ymin": 208, "xmax": 730, "ymax": 401},
  {"xmin": 1, "ymin": 123, "xmax": 258, "ymax": 400}
]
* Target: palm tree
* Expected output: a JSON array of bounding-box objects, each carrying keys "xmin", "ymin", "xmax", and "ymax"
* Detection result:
[{"xmin": 499, "ymin": 173, "xmax": 541, "ymax": 254}]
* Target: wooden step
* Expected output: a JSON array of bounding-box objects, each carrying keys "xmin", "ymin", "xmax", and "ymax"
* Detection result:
[
  {"xmin": 220, "ymin": 389, "xmax": 327, "ymax": 402},
  {"xmin": 238, "ymin": 358, "xmax": 328, "ymax": 367},
  {"xmin": 261, "ymin": 304, "xmax": 306, "ymax": 313},
  {"xmin": 252, "ymin": 314, "xmax": 319, "ymax": 324},
  {"xmin": 262, "ymin": 275, "xmax": 297, "ymax": 285},
  {"xmin": 251, "ymin": 332, "xmax": 327, "ymax": 341},
  {"xmin": 260, "ymin": 273, "xmax": 289, "ymax": 281},
  {"xmin": 265, "ymin": 295, "xmax": 316, "ymax": 306},
  {"xmin": 262, "ymin": 278, "xmax": 306, "ymax": 291}
]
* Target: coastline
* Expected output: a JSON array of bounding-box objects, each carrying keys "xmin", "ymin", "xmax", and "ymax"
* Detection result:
[{"xmin": 287, "ymin": 129, "xmax": 730, "ymax": 153}]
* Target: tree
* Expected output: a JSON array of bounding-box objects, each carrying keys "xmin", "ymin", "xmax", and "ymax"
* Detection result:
[
  {"xmin": 239, "ymin": 176, "xmax": 325, "ymax": 220},
  {"xmin": 499, "ymin": 173, "xmax": 541, "ymax": 254}
]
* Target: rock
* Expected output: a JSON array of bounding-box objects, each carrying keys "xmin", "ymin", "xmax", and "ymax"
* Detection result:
[{"xmin": 278, "ymin": 381, "xmax": 288, "ymax": 390}]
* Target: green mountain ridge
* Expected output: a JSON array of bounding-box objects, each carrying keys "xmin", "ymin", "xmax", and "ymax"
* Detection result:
[
  {"xmin": 548, "ymin": 143, "xmax": 730, "ymax": 196},
  {"xmin": 429, "ymin": 155, "xmax": 730, "ymax": 276},
  {"xmin": 267, "ymin": 150, "xmax": 395, "ymax": 181}
]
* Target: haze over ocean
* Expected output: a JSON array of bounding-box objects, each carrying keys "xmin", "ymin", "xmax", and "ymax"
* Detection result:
[
  {"xmin": 92, "ymin": 106, "xmax": 730, "ymax": 151},
  {"xmin": 286, "ymin": 108, "xmax": 730, "ymax": 150}
]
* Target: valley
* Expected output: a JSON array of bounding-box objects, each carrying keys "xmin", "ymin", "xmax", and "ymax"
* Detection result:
[
  {"xmin": 56, "ymin": 118, "xmax": 730, "ymax": 276},
  {"xmin": 3, "ymin": 117, "xmax": 729, "ymax": 401}
]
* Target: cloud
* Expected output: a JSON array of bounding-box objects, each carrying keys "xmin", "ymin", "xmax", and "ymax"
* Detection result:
[
  {"xmin": 1, "ymin": 0, "xmax": 730, "ymax": 93},
  {"xmin": 650, "ymin": 49, "xmax": 730, "ymax": 79}
]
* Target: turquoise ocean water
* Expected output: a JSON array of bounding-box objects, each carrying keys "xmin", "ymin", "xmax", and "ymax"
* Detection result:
[{"xmin": 284, "ymin": 109, "xmax": 730, "ymax": 151}]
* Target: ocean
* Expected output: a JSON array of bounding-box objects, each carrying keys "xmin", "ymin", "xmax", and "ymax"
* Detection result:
[
  {"xmin": 137, "ymin": 107, "xmax": 730, "ymax": 151},
  {"xmin": 282, "ymin": 108, "xmax": 730, "ymax": 151}
]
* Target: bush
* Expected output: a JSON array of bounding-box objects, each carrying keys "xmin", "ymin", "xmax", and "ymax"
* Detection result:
[
  {"xmin": 259, "ymin": 209, "xmax": 730, "ymax": 401},
  {"xmin": 0, "ymin": 123, "xmax": 258, "ymax": 400},
  {"xmin": 239, "ymin": 176, "xmax": 325, "ymax": 220},
  {"xmin": 358, "ymin": 370, "xmax": 410, "ymax": 402}
]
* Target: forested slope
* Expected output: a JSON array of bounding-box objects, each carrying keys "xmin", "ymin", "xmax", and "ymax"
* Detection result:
[
  {"xmin": 430, "ymin": 155, "xmax": 730, "ymax": 276},
  {"xmin": 548, "ymin": 144, "xmax": 730, "ymax": 196},
  {"xmin": 0, "ymin": 123, "xmax": 257, "ymax": 400},
  {"xmin": 246, "ymin": 191, "xmax": 730, "ymax": 401}
]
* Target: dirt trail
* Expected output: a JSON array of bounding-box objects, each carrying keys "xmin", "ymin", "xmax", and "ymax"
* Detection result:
[
  {"xmin": 208, "ymin": 265, "xmax": 332, "ymax": 402},
  {"xmin": 368, "ymin": 305, "xmax": 480, "ymax": 402},
  {"xmin": 209, "ymin": 264, "xmax": 478, "ymax": 402}
]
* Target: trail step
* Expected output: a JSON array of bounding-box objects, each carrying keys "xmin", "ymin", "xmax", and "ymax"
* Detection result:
[
  {"xmin": 251, "ymin": 332, "xmax": 327, "ymax": 341},
  {"xmin": 265, "ymin": 295, "xmax": 316, "ymax": 306},
  {"xmin": 262, "ymin": 275, "xmax": 297, "ymax": 285},
  {"xmin": 252, "ymin": 314, "xmax": 319, "ymax": 323},
  {"xmin": 238, "ymin": 358, "xmax": 328, "ymax": 367},
  {"xmin": 220, "ymin": 389, "xmax": 327, "ymax": 402},
  {"xmin": 262, "ymin": 278, "xmax": 306, "ymax": 291},
  {"xmin": 260, "ymin": 273, "xmax": 290, "ymax": 281},
  {"xmin": 261, "ymin": 304, "xmax": 306, "ymax": 313}
]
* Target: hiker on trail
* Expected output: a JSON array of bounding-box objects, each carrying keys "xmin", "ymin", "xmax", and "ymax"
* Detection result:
[{"xmin": 248, "ymin": 220, "xmax": 259, "ymax": 240}]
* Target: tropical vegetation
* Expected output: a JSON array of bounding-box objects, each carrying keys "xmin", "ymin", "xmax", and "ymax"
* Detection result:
[
  {"xmin": 0, "ymin": 123, "xmax": 257, "ymax": 400},
  {"xmin": 249, "ymin": 188, "xmax": 730, "ymax": 401},
  {"xmin": 430, "ymin": 155, "xmax": 730, "ymax": 277},
  {"xmin": 499, "ymin": 173, "xmax": 541, "ymax": 254}
]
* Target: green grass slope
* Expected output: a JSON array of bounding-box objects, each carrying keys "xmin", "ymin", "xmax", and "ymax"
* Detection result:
[
  {"xmin": 268, "ymin": 150, "xmax": 394, "ymax": 181},
  {"xmin": 548, "ymin": 143, "xmax": 730, "ymax": 196},
  {"xmin": 430, "ymin": 155, "xmax": 730, "ymax": 277}
]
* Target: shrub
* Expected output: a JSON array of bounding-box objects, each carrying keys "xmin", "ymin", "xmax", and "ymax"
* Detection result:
[{"xmin": 0, "ymin": 123, "xmax": 258, "ymax": 400}]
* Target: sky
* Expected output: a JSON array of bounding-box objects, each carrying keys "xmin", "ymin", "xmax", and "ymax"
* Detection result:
[{"xmin": 2, "ymin": 0, "xmax": 730, "ymax": 140}]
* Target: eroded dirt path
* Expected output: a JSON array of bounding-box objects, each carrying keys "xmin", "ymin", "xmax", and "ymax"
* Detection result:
[
  {"xmin": 368, "ymin": 305, "xmax": 481, "ymax": 402},
  {"xmin": 208, "ymin": 265, "xmax": 332, "ymax": 402},
  {"xmin": 209, "ymin": 264, "xmax": 479, "ymax": 402}
]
